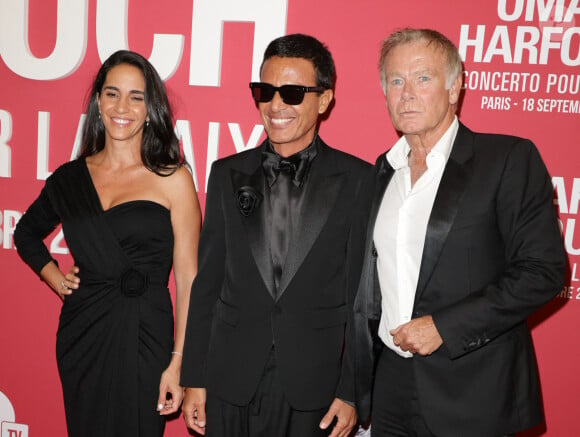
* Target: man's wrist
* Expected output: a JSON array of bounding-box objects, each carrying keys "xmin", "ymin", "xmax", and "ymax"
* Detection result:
[{"xmin": 338, "ymin": 397, "xmax": 355, "ymax": 408}]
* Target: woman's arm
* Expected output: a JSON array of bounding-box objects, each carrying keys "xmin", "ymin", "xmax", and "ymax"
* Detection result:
[
  {"xmin": 14, "ymin": 187, "xmax": 79, "ymax": 299},
  {"xmin": 157, "ymin": 166, "xmax": 201, "ymax": 414}
]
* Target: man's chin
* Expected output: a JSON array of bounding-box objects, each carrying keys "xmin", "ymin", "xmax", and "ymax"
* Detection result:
[{"xmin": 394, "ymin": 123, "xmax": 423, "ymax": 136}]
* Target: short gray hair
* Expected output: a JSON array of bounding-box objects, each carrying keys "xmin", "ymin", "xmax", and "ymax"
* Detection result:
[{"xmin": 378, "ymin": 28, "xmax": 463, "ymax": 94}]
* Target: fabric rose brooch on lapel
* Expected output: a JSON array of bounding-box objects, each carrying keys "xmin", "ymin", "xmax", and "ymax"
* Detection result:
[{"xmin": 236, "ymin": 186, "xmax": 262, "ymax": 217}]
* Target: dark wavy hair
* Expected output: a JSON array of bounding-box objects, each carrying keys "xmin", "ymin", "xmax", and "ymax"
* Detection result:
[
  {"xmin": 79, "ymin": 50, "xmax": 183, "ymax": 175},
  {"xmin": 261, "ymin": 34, "xmax": 336, "ymax": 90}
]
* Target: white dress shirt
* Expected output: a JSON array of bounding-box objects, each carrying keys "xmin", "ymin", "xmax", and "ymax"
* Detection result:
[{"xmin": 374, "ymin": 117, "xmax": 459, "ymax": 357}]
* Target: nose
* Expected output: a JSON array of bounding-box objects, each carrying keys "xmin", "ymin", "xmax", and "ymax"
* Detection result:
[
  {"xmin": 114, "ymin": 96, "xmax": 129, "ymax": 113},
  {"xmin": 269, "ymin": 89, "xmax": 287, "ymax": 110},
  {"xmin": 401, "ymin": 81, "xmax": 415, "ymax": 101}
]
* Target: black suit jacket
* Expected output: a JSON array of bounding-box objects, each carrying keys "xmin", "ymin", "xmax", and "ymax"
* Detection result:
[
  {"xmin": 352, "ymin": 123, "xmax": 566, "ymax": 435},
  {"xmin": 181, "ymin": 137, "xmax": 371, "ymax": 410}
]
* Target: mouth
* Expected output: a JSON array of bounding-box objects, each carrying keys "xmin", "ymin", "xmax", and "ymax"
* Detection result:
[
  {"xmin": 111, "ymin": 117, "xmax": 132, "ymax": 126},
  {"xmin": 268, "ymin": 117, "xmax": 293, "ymax": 127}
]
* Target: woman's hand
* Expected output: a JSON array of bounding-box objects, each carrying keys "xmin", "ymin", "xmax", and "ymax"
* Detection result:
[
  {"xmin": 157, "ymin": 358, "xmax": 184, "ymax": 415},
  {"xmin": 40, "ymin": 262, "xmax": 80, "ymax": 300},
  {"xmin": 58, "ymin": 265, "xmax": 80, "ymax": 299}
]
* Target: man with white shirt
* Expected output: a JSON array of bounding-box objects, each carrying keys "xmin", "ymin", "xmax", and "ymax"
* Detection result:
[{"xmin": 351, "ymin": 28, "xmax": 566, "ymax": 436}]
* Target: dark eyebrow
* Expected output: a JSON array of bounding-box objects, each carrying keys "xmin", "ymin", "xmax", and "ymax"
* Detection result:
[{"xmin": 102, "ymin": 85, "xmax": 145, "ymax": 95}]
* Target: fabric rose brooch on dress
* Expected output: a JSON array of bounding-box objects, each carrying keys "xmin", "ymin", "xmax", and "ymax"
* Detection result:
[{"xmin": 236, "ymin": 186, "xmax": 262, "ymax": 217}]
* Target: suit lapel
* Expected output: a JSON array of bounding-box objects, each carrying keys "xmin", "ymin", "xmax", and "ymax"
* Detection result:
[
  {"xmin": 368, "ymin": 155, "xmax": 394, "ymax": 314},
  {"xmin": 277, "ymin": 142, "xmax": 345, "ymax": 298},
  {"xmin": 230, "ymin": 147, "xmax": 277, "ymax": 299},
  {"xmin": 414, "ymin": 124, "xmax": 474, "ymax": 305},
  {"xmin": 368, "ymin": 154, "xmax": 394, "ymax": 250},
  {"xmin": 354, "ymin": 154, "xmax": 393, "ymax": 316}
]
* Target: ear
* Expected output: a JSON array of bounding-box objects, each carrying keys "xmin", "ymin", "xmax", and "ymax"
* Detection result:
[
  {"xmin": 318, "ymin": 89, "xmax": 334, "ymax": 114},
  {"xmin": 448, "ymin": 74, "xmax": 462, "ymax": 105},
  {"xmin": 96, "ymin": 93, "xmax": 102, "ymax": 113}
]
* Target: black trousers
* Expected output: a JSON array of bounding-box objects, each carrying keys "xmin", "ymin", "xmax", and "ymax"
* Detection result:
[
  {"xmin": 371, "ymin": 346, "xmax": 514, "ymax": 437},
  {"xmin": 206, "ymin": 347, "xmax": 328, "ymax": 437},
  {"xmin": 371, "ymin": 346, "xmax": 435, "ymax": 437}
]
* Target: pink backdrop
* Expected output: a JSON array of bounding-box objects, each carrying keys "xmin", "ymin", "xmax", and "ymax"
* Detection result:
[{"xmin": 0, "ymin": 0, "xmax": 578, "ymax": 435}]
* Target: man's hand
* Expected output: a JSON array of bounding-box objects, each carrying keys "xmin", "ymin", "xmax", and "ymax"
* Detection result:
[
  {"xmin": 319, "ymin": 397, "xmax": 356, "ymax": 437},
  {"xmin": 390, "ymin": 315, "xmax": 443, "ymax": 355},
  {"xmin": 182, "ymin": 387, "xmax": 207, "ymax": 435}
]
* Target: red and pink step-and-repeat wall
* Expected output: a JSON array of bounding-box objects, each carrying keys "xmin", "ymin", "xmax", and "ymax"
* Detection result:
[{"xmin": 0, "ymin": 1, "xmax": 578, "ymax": 435}]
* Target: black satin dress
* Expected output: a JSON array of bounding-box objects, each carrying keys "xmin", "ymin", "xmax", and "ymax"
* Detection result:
[{"xmin": 14, "ymin": 158, "xmax": 174, "ymax": 437}]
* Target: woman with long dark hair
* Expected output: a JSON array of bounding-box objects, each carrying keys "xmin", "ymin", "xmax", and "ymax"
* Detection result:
[{"xmin": 14, "ymin": 50, "xmax": 201, "ymax": 436}]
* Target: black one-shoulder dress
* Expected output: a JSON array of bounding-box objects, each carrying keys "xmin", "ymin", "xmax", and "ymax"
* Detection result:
[{"xmin": 14, "ymin": 158, "xmax": 174, "ymax": 437}]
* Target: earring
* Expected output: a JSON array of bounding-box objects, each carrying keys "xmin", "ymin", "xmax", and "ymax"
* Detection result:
[{"xmin": 146, "ymin": 119, "xmax": 150, "ymax": 127}]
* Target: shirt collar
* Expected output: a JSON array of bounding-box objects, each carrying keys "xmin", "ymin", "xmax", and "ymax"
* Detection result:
[
  {"xmin": 263, "ymin": 135, "xmax": 319, "ymax": 188},
  {"xmin": 386, "ymin": 116, "xmax": 459, "ymax": 170}
]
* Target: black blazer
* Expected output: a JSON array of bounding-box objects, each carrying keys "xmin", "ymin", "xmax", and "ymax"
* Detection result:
[
  {"xmin": 352, "ymin": 123, "xmax": 566, "ymax": 435},
  {"xmin": 181, "ymin": 137, "xmax": 371, "ymax": 410}
]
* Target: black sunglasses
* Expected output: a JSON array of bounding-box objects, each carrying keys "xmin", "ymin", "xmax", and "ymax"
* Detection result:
[{"xmin": 249, "ymin": 82, "xmax": 326, "ymax": 105}]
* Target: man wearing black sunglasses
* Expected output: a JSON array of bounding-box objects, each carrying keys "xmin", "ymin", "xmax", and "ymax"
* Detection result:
[{"xmin": 181, "ymin": 34, "xmax": 370, "ymax": 437}]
